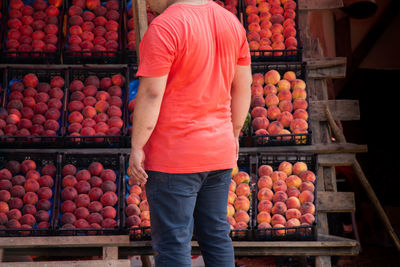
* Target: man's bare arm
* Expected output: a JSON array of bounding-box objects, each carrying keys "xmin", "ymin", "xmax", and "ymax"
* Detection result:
[
  {"xmin": 231, "ymin": 65, "xmax": 252, "ymax": 139},
  {"xmin": 129, "ymin": 75, "xmax": 168, "ymax": 184}
]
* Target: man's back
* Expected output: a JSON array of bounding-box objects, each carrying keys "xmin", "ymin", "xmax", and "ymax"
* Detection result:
[{"xmin": 137, "ymin": 1, "xmax": 250, "ymax": 173}]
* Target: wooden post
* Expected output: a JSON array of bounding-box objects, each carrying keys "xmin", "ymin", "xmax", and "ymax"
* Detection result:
[
  {"xmin": 102, "ymin": 246, "xmax": 118, "ymax": 260},
  {"xmin": 132, "ymin": 0, "xmax": 149, "ymax": 63}
]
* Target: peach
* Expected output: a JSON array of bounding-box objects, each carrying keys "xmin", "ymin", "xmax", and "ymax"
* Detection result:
[
  {"xmin": 100, "ymin": 206, "xmax": 116, "ymax": 220},
  {"xmin": 61, "ymin": 200, "xmax": 76, "ymax": 214},
  {"xmin": 101, "ymin": 191, "xmax": 118, "ymax": 206},
  {"xmin": 23, "ymin": 192, "xmax": 38, "ymax": 205},
  {"xmin": 38, "ymin": 187, "xmax": 52, "ymax": 200},
  {"xmin": 263, "ymin": 84, "xmax": 277, "ymax": 95},
  {"xmin": 88, "ymin": 201, "xmax": 103, "ymax": 213},
  {"xmin": 300, "ymin": 213, "xmax": 315, "ymax": 225},
  {"xmin": 24, "ymin": 179, "xmax": 40, "ymax": 193},
  {"xmin": 270, "ymin": 171, "xmax": 287, "ymax": 182},
  {"xmin": 258, "ymin": 199, "xmax": 273, "ymax": 213},
  {"xmin": 277, "ymin": 161, "xmax": 292, "ymax": 176},
  {"xmin": 251, "ymin": 95, "xmax": 265, "ymax": 108},
  {"xmin": 126, "ymin": 193, "xmax": 141, "ymax": 206},
  {"xmin": 227, "ymin": 204, "xmax": 235, "ymax": 217},
  {"xmin": 251, "ymin": 84, "xmax": 264, "ymax": 97},
  {"xmin": 62, "ymin": 175, "xmax": 78, "ymax": 188},
  {"xmin": 75, "ymin": 180, "xmax": 91, "ymax": 194},
  {"xmin": 233, "ymin": 171, "xmax": 250, "ymax": 185},
  {"xmin": 139, "ymin": 200, "xmax": 149, "ymax": 212},
  {"xmin": 300, "ymin": 202, "xmax": 315, "ymax": 215},
  {"xmin": 254, "ymin": 129, "xmax": 269, "ymax": 144},
  {"xmin": 227, "ymin": 216, "xmax": 236, "ymax": 227},
  {"xmin": 10, "ymin": 185, "xmax": 25, "ymax": 198},
  {"xmin": 252, "ymin": 73, "xmax": 264, "ymax": 86},
  {"xmin": 108, "ymin": 117, "xmax": 123, "ymax": 129},
  {"xmin": 101, "ymin": 181, "xmax": 116, "ymax": 193},
  {"xmin": 272, "ymin": 177, "xmax": 288, "ymax": 195},
  {"xmin": 251, "ymin": 106, "xmax": 267, "ymax": 118},
  {"xmin": 291, "ymin": 79, "xmax": 306, "ymax": 90},
  {"xmin": 236, "ymin": 183, "xmax": 250, "ymax": 197},
  {"xmin": 257, "ymin": 211, "xmax": 271, "ymax": 224},
  {"xmin": 266, "ymin": 106, "xmax": 281, "ymax": 121},
  {"xmin": 270, "ymin": 14, "xmax": 284, "ymax": 25},
  {"xmin": 229, "ymin": 179, "xmax": 237, "ymax": 192},
  {"xmin": 68, "ymin": 111, "xmax": 84, "ymax": 124},
  {"xmin": 272, "ymin": 191, "xmax": 288, "ymax": 203},
  {"xmin": 298, "ymin": 190, "xmax": 314, "ymax": 204},
  {"xmin": 293, "ymin": 109, "xmax": 309, "ymax": 121},
  {"xmin": 285, "ymin": 36, "xmax": 298, "ymax": 48},
  {"xmin": 0, "ymin": 180, "xmax": 12, "ymax": 191},
  {"xmin": 265, "ymin": 94, "xmax": 279, "ymax": 107},
  {"xmin": 126, "ymin": 204, "xmax": 140, "ymax": 217},
  {"xmin": 286, "ymin": 196, "xmax": 301, "ymax": 210},
  {"xmin": 252, "ymin": 116, "xmax": 269, "ymax": 131},
  {"xmin": 88, "ymin": 187, "xmax": 103, "ymax": 201},
  {"xmin": 277, "ymin": 111, "xmax": 293, "ymax": 128},
  {"xmin": 246, "ymin": 5, "xmax": 258, "ymax": 15},
  {"xmin": 285, "ymin": 208, "xmax": 301, "ymax": 220},
  {"xmin": 87, "ymin": 212, "xmax": 103, "ymax": 225},
  {"xmin": 300, "ymin": 181, "xmax": 315, "ymax": 193},
  {"xmin": 259, "ymin": 29, "xmax": 272, "ymax": 39},
  {"xmin": 257, "ymin": 187, "xmax": 273, "ymax": 201},
  {"xmin": 257, "ymin": 175, "xmax": 273, "ymax": 189},
  {"xmin": 284, "ymin": 0, "xmax": 297, "ymax": 10},
  {"xmin": 300, "ymin": 170, "xmax": 316, "ymax": 183},
  {"xmin": 234, "ymin": 195, "xmax": 250, "ymax": 212},
  {"xmin": 258, "ymin": 165, "xmax": 273, "ymax": 177},
  {"xmin": 271, "ymin": 24, "xmax": 283, "ymax": 35},
  {"xmin": 271, "ymin": 32, "xmax": 284, "ymax": 43},
  {"xmin": 0, "ymin": 202, "xmax": 9, "ymax": 213},
  {"xmin": 286, "ymin": 175, "xmax": 302, "ymax": 188},
  {"xmin": 292, "ymin": 88, "xmax": 307, "ymax": 100},
  {"xmin": 267, "ymin": 121, "xmax": 284, "ymax": 135},
  {"xmin": 129, "ymin": 185, "xmax": 142, "ymax": 195},
  {"xmin": 286, "ymin": 218, "xmax": 301, "ymax": 232},
  {"xmin": 234, "ymin": 210, "xmax": 250, "ymax": 224},
  {"xmin": 75, "ymin": 194, "xmax": 90, "ymax": 208},
  {"xmin": 100, "ymin": 169, "xmax": 116, "ymax": 182},
  {"xmin": 264, "ymin": 70, "xmax": 280, "ymax": 85},
  {"xmin": 293, "ymin": 99, "xmax": 308, "ymax": 111},
  {"xmin": 61, "ymin": 186, "xmax": 78, "ymax": 201},
  {"xmin": 271, "ymin": 214, "xmax": 286, "ymax": 226},
  {"xmin": 271, "ymin": 201, "xmax": 287, "ymax": 215},
  {"xmin": 290, "ymin": 119, "xmax": 308, "ymax": 132}
]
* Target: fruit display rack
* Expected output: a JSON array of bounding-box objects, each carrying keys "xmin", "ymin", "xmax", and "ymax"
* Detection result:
[{"xmin": 0, "ymin": 1, "xmax": 372, "ymax": 266}]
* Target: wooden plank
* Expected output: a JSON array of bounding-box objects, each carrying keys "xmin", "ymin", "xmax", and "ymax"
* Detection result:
[
  {"xmin": 298, "ymin": 0, "xmax": 344, "ymax": 11},
  {"xmin": 323, "ymin": 166, "xmax": 337, "ymax": 192},
  {"xmin": 317, "ymin": 191, "xmax": 355, "ymax": 212},
  {"xmin": 0, "ymin": 260, "xmax": 131, "ymax": 267},
  {"xmin": 0, "ymin": 236, "xmax": 129, "ymax": 249},
  {"xmin": 317, "ymin": 153, "xmax": 355, "ymax": 166},
  {"xmin": 306, "ymin": 57, "xmax": 347, "ymax": 79},
  {"xmin": 132, "ymin": 0, "xmax": 148, "ymax": 62},
  {"xmin": 0, "ymin": 249, "xmax": 3, "ymax": 262},
  {"xmin": 0, "ymin": 143, "xmax": 369, "ymax": 155},
  {"xmin": 310, "ymin": 100, "xmax": 360, "ymax": 122},
  {"xmin": 103, "ymin": 246, "xmax": 118, "ymax": 260}
]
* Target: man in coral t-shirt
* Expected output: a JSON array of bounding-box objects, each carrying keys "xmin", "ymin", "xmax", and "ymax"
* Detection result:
[{"xmin": 128, "ymin": 0, "xmax": 251, "ymax": 266}]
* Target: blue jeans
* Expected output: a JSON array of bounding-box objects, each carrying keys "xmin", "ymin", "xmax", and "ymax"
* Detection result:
[{"xmin": 145, "ymin": 169, "xmax": 235, "ymax": 267}]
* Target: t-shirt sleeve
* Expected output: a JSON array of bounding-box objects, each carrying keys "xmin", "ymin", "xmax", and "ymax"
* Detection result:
[
  {"xmin": 137, "ymin": 24, "xmax": 176, "ymax": 77},
  {"xmin": 237, "ymin": 28, "xmax": 251, "ymax": 66}
]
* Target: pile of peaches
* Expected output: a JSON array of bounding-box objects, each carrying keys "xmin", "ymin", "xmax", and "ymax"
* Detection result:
[
  {"xmin": 227, "ymin": 170, "xmax": 252, "ymax": 231},
  {"xmin": 0, "ymin": 158, "xmax": 56, "ymax": 234},
  {"xmin": 58, "ymin": 161, "xmax": 119, "ymax": 231},
  {"xmin": 244, "ymin": 0, "xmax": 298, "ymax": 56},
  {"xmin": 66, "ymin": 0, "xmax": 121, "ymax": 56},
  {"xmin": 66, "ymin": 72, "xmax": 125, "ymax": 142},
  {"xmin": 256, "ymin": 160, "xmax": 316, "ymax": 235},
  {"xmin": 250, "ymin": 68, "xmax": 309, "ymax": 144},
  {"xmin": 4, "ymin": 0, "xmax": 62, "ymax": 57},
  {"xmin": 0, "ymin": 72, "xmax": 65, "ymax": 139},
  {"xmin": 124, "ymin": 174, "xmax": 150, "ymax": 234},
  {"xmin": 215, "ymin": 0, "xmax": 240, "ymax": 15}
]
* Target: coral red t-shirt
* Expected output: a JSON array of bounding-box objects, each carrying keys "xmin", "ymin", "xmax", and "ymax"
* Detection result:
[{"xmin": 137, "ymin": 1, "xmax": 251, "ymax": 173}]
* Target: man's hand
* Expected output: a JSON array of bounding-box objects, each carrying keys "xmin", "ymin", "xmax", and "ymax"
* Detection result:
[{"xmin": 128, "ymin": 147, "xmax": 148, "ymax": 186}]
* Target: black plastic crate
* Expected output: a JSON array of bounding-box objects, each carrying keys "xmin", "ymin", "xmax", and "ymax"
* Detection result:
[
  {"xmin": 0, "ymin": 0, "xmax": 64, "ymax": 64},
  {"xmin": 242, "ymin": 0, "xmax": 302, "ymax": 62},
  {"xmin": 121, "ymin": 154, "xmax": 151, "ymax": 240},
  {"xmin": 0, "ymin": 67, "xmax": 67, "ymax": 148},
  {"xmin": 63, "ymin": 66, "xmax": 129, "ymax": 148},
  {"xmin": 228, "ymin": 152, "xmax": 256, "ymax": 241},
  {"xmin": 250, "ymin": 62, "xmax": 312, "ymax": 146},
  {"xmin": 253, "ymin": 152, "xmax": 318, "ymax": 241},
  {"xmin": 0, "ymin": 152, "xmax": 60, "ymax": 237},
  {"xmin": 62, "ymin": 0, "xmax": 123, "ymax": 64},
  {"xmin": 54, "ymin": 152, "xmax": 124, "ymax": 236},
  {"xmin": 124, "ymin": 65, "xmax": 138, "ymax": 147}
]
